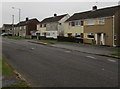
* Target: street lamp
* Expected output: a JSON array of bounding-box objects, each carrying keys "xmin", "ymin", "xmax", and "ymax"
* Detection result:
[{"xmin": 12, "ymin": 7, "xmax": 21, "ymax": 22}]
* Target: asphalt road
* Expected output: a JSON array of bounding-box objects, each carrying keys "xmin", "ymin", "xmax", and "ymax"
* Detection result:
[{"xmin": 2, "ymin": 38, "xmax": 118, "ymax": 87}]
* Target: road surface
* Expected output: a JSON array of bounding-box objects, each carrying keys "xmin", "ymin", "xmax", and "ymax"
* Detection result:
[{"xmin": 2, "ymin": 38, "xmax": 118, "ymax": 87}]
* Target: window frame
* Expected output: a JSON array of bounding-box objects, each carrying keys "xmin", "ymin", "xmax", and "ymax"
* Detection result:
[{"xmin": 87, "ymin": 19, "xmax": 95, "ymax": 25}]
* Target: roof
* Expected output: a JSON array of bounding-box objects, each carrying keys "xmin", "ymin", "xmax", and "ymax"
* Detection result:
[
  {"xmin": 17, "ymin": 18, "xmax": 39, "ymax": 26},
  {"xmin": 66, "ymin": 5, "xmax": 120, "ymax": 22},
  {"xmin": 3, "ymin": 24, "xmax": 12, "ymax": 27},
  {"xmin": 40, "ymin": 14, "xmax": 68, "ymax": 23}
]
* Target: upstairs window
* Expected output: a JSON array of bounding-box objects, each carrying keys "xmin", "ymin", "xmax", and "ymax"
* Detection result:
[
  {"xmin": 81, "ymin": 21, "xmax": 84, "ymax": 26},
  {"xmin": 44, "ymin": 24, "xmax": 46, "ymax": 27},
  {"xmin": 75, "ymin": 21, "xmax": 79, "ymax": 26},
  {"xmin": 75, "ymin": 20, "xmax": 84, "ymax": 26},
  {"xmin": 71, "ymin": 22, "xmax": 75, "ymax": 26},
  {"xmin": 98, "ymin": 19, "xmax": 105, "ymax": 24},
  {"xmin": 87, "ymin": 19, "xmax": 94, "ymax": 25},
  {"xmin": 40, "ymin": 24, "xmax": 42, "ymax": 27},
  {"xmin": 24, "ymin": 26, "xmax": 26, "ymax": 29}
]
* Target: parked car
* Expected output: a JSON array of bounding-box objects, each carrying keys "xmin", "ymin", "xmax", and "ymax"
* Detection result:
[{"xmin": 1, "ymin": 33, "xmax": 12, "ymax": 36}]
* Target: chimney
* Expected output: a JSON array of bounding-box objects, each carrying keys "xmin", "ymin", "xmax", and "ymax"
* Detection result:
[
  {"xmin": 54, "ymin": 13, "xmax": 57, "ymax": 17},
  {"xmin": 26, "ymin": 17, "xmax": 29, "ymax": 21},
  {"xmin": 92, "ymin": 6, "xmax": 97, "ymax": 10}
]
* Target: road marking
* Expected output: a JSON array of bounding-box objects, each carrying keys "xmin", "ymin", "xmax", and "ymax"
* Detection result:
[
  {"xmin": 107, "ymin": 59, "xmax": 116, "ymax": 62},
  {"xmin": 31, "ymin": 48, "xmax": 35, "ymax": 50},
  {"xmin": 102, "ymin": 68, "xmax": 105, "ymax": 70},
  {"xmin": 65, "ymin": 51, "xmax": 71, "ymax": 53},
  {"xmin": 51, "ymin": 45, "xmax": 56, "ymax": 46},
  {"xmin": 86, "ymin": 56, "xmax": 96, "ymax": 59}
]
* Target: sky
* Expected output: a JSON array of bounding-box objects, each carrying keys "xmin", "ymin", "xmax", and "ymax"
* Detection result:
[{"xmin": 0, "ymin": 0, "xmax": 120, "ymax": 27}]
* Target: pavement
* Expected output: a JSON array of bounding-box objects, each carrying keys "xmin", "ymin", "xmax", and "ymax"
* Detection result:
[
  {"xmin": 28, "ymin": 40, "xmax": 119, "ymax": 59},
  {"xmin": 2, "ymin": 38, "xmax": 118, "ymax": 87}
]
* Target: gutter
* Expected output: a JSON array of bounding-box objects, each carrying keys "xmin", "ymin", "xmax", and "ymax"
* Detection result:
[{"xmin": 112, "ymin": 15, "xmax": 116, "ymax": 47}]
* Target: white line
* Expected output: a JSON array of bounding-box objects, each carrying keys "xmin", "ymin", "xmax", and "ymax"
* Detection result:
[
  {"xmin": 86, "ymin": 56, "xmax": 96, "ymax": 59},
  {"xmin": 107, "ymin": 59, "xmax": 116, "ymax": 62}
]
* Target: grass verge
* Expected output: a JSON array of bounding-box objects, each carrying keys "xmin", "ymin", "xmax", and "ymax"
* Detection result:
[
  {"xmin": 2, "ymin": 36, "xmax": 30, "ymax": 40},
  {"xmin": 1, "ymin": 56, "xmax": 30, "ymax": 88}
]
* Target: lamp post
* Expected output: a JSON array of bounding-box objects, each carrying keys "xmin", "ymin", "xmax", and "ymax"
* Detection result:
[{"xmin": 12, "ymin": 7, "xmax": 21, "ymax": 22}]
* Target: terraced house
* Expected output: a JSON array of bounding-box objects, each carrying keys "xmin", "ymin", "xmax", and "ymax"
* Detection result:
[
  {"xmin": 64, "ymin": 5, "xmax": 120, "ymax": 47},
  {"xmin": 37, "ymin": 14, "xmax": 70, "ymax": 39},
  {"xmin": 13, "ymin": 18, "xmax": 39, "ymax": 37}
]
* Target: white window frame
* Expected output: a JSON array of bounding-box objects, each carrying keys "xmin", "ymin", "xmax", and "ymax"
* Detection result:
[
  {"xmin": 24, "ymin": 26, "xmax": 26, "ymax": 29},
  {"xmin": 20, "ymin": 26, "xmax": 22, "ymax": 29},
  {"xmin": 98, "ymin": 19, "xmax": 105, "ymax": 24},
  {"xmin": 87, "ymin": 19, "xmax": 94, "ymax": 25}
]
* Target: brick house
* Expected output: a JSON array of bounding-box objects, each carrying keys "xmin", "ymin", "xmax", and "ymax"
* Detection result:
[{"xmin": 13, "ymin": 18, "xmax": 40, "ymax": 37}]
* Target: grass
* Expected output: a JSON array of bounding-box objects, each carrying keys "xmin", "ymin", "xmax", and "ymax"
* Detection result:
[
  {"xmin": 1, "ymin": 56, "xmax": 30, "ymax": 88},
  {"xmin": 110, "ymin": 52, "xmax": 120, "ymax": 57},
  {"xmin": 2, "ymin": 58, "xmax": 14, "ymax": 76},
  {"xmin": 2, "ymin": 36, "xmax": 31, "ymax": 40},
  {"xmin": 40, "ymin": 39, "xmax": 78, "ymax": 44},
  {"xmin": 3, "ymin": 81, "xmax": 30, "ymax": 88}
]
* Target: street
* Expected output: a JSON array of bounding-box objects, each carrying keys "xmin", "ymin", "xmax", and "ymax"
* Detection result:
[{"xmin": 2, "ymin": 38, "xmax": 118, "ymax": 87}]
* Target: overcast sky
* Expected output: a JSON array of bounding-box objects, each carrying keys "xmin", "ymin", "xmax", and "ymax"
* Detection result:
[{"xmin": 1, "ymin": 1, "xmax": 120, "ymax": 27}]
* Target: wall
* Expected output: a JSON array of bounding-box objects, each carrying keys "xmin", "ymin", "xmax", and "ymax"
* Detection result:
[
  {"xmin": 58, "ymin": 14, "xmax": 70, "ymax": 36},
  {"xmin": 84, "ymin": 17, "xmax": 113, "ymax": 46},
  {"xmin": 37, "ymin": 24, "xmax": 46, "ymax": 36},
  {"xmin": 64, "ymin": 22, "xmax": 83, "ymax": 37},
  {"xmin": 46, "ymin": 22, "xmax": 58, "ymax": 31}
]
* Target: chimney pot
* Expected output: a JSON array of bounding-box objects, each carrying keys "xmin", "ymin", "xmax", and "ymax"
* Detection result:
[
  {"xmin": 26, "ymin": 17, "xmax": 29, "ymax": 21},
  {"xmin": 92, "ymin": 6, "xmax": 97, "ymax": 10},
  {"xmin": 54, "ymin": 13, "xmax": 57, "ymax": 17}
]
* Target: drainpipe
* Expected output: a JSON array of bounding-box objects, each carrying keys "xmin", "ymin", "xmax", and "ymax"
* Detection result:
[{"xmin": 112, "ymin": 15, "xmax": 116, "ymax": 47}]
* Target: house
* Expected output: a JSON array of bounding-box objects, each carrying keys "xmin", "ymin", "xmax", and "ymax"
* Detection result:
[
  {"xmin": 13, "ymin": 18, "xmax": 40, "ymax": 37},
  {"xmin": 1, "ymin": 24, "xmax": 13, "ymax": 34},
  {"xmin": 37, "ymin": 14, "xmax": 70, "ymax": 39},
  {"xmin": 65, "ymin": 5, "xmax": 120, "ymax": 47}
]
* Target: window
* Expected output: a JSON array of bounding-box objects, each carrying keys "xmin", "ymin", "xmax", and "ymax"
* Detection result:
[
  {"xmin": 44, "ymin": 24, "xmax": 46, "ymax": 27},
  {"xmin": 114, "ymin": 35, "xmax": 117, "ymax": 40},
  {"xmin": 24, "ymin": 26, "xmax": 26, "ymax": 29},
  {"xmin": 40, "ymin": 24, "xmax": 42, "ymax": 27},
  {"xmin": 87, "ymin": 33, "xmax": 94, "ymax": 38},
  {"xmin": 71, "ymin": 22, "xmax": 75, "ymax": 26},
  {"xmin": 75, "ymin": 21, "xmax": 79, "ymax": 26},
  {"xmin": 46, "ymin": 32, "xmax": 50, "ymax": 36},
  {"xmin": 87, "ymin": 19, "xmax": 94, "ymax": 25},
  {"xmin": 74, "ymin": 20, "xmax": 84, "ymax": 26},
  {"xmin": 98, "ymin": 19, "xmax": 105, "ymax": 24},
  {"xmin": 81, "ymin": 21, "xmax": 84, "ymax": 26}
]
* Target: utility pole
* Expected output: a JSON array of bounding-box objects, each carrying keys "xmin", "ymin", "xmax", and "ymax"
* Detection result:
[
  {"xmin": 12, "ymin": 7, "xmax": 21, "ymax": 23},
  {"xmin": 12, "ymin": 15, "xmax": 14, "ymax": 33},
  {"xmin": 18, "ymin": 8, "xmax": 21, "ymax": 22}
]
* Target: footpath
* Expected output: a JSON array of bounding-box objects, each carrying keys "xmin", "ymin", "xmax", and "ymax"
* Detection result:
[{"xmin": 28, "ymin": 40, "xmax": 120, "ymax": 59}]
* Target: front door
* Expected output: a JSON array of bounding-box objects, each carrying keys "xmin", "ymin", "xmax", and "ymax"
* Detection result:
[{"xmin": 95, "ymin": 33, "xmax": 105, "ymax": 45}]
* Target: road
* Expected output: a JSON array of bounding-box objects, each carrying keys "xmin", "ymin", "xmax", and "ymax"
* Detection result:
[{"xmin": 2, "ymin": 38, "xmax": 118, "ymax": 87}]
